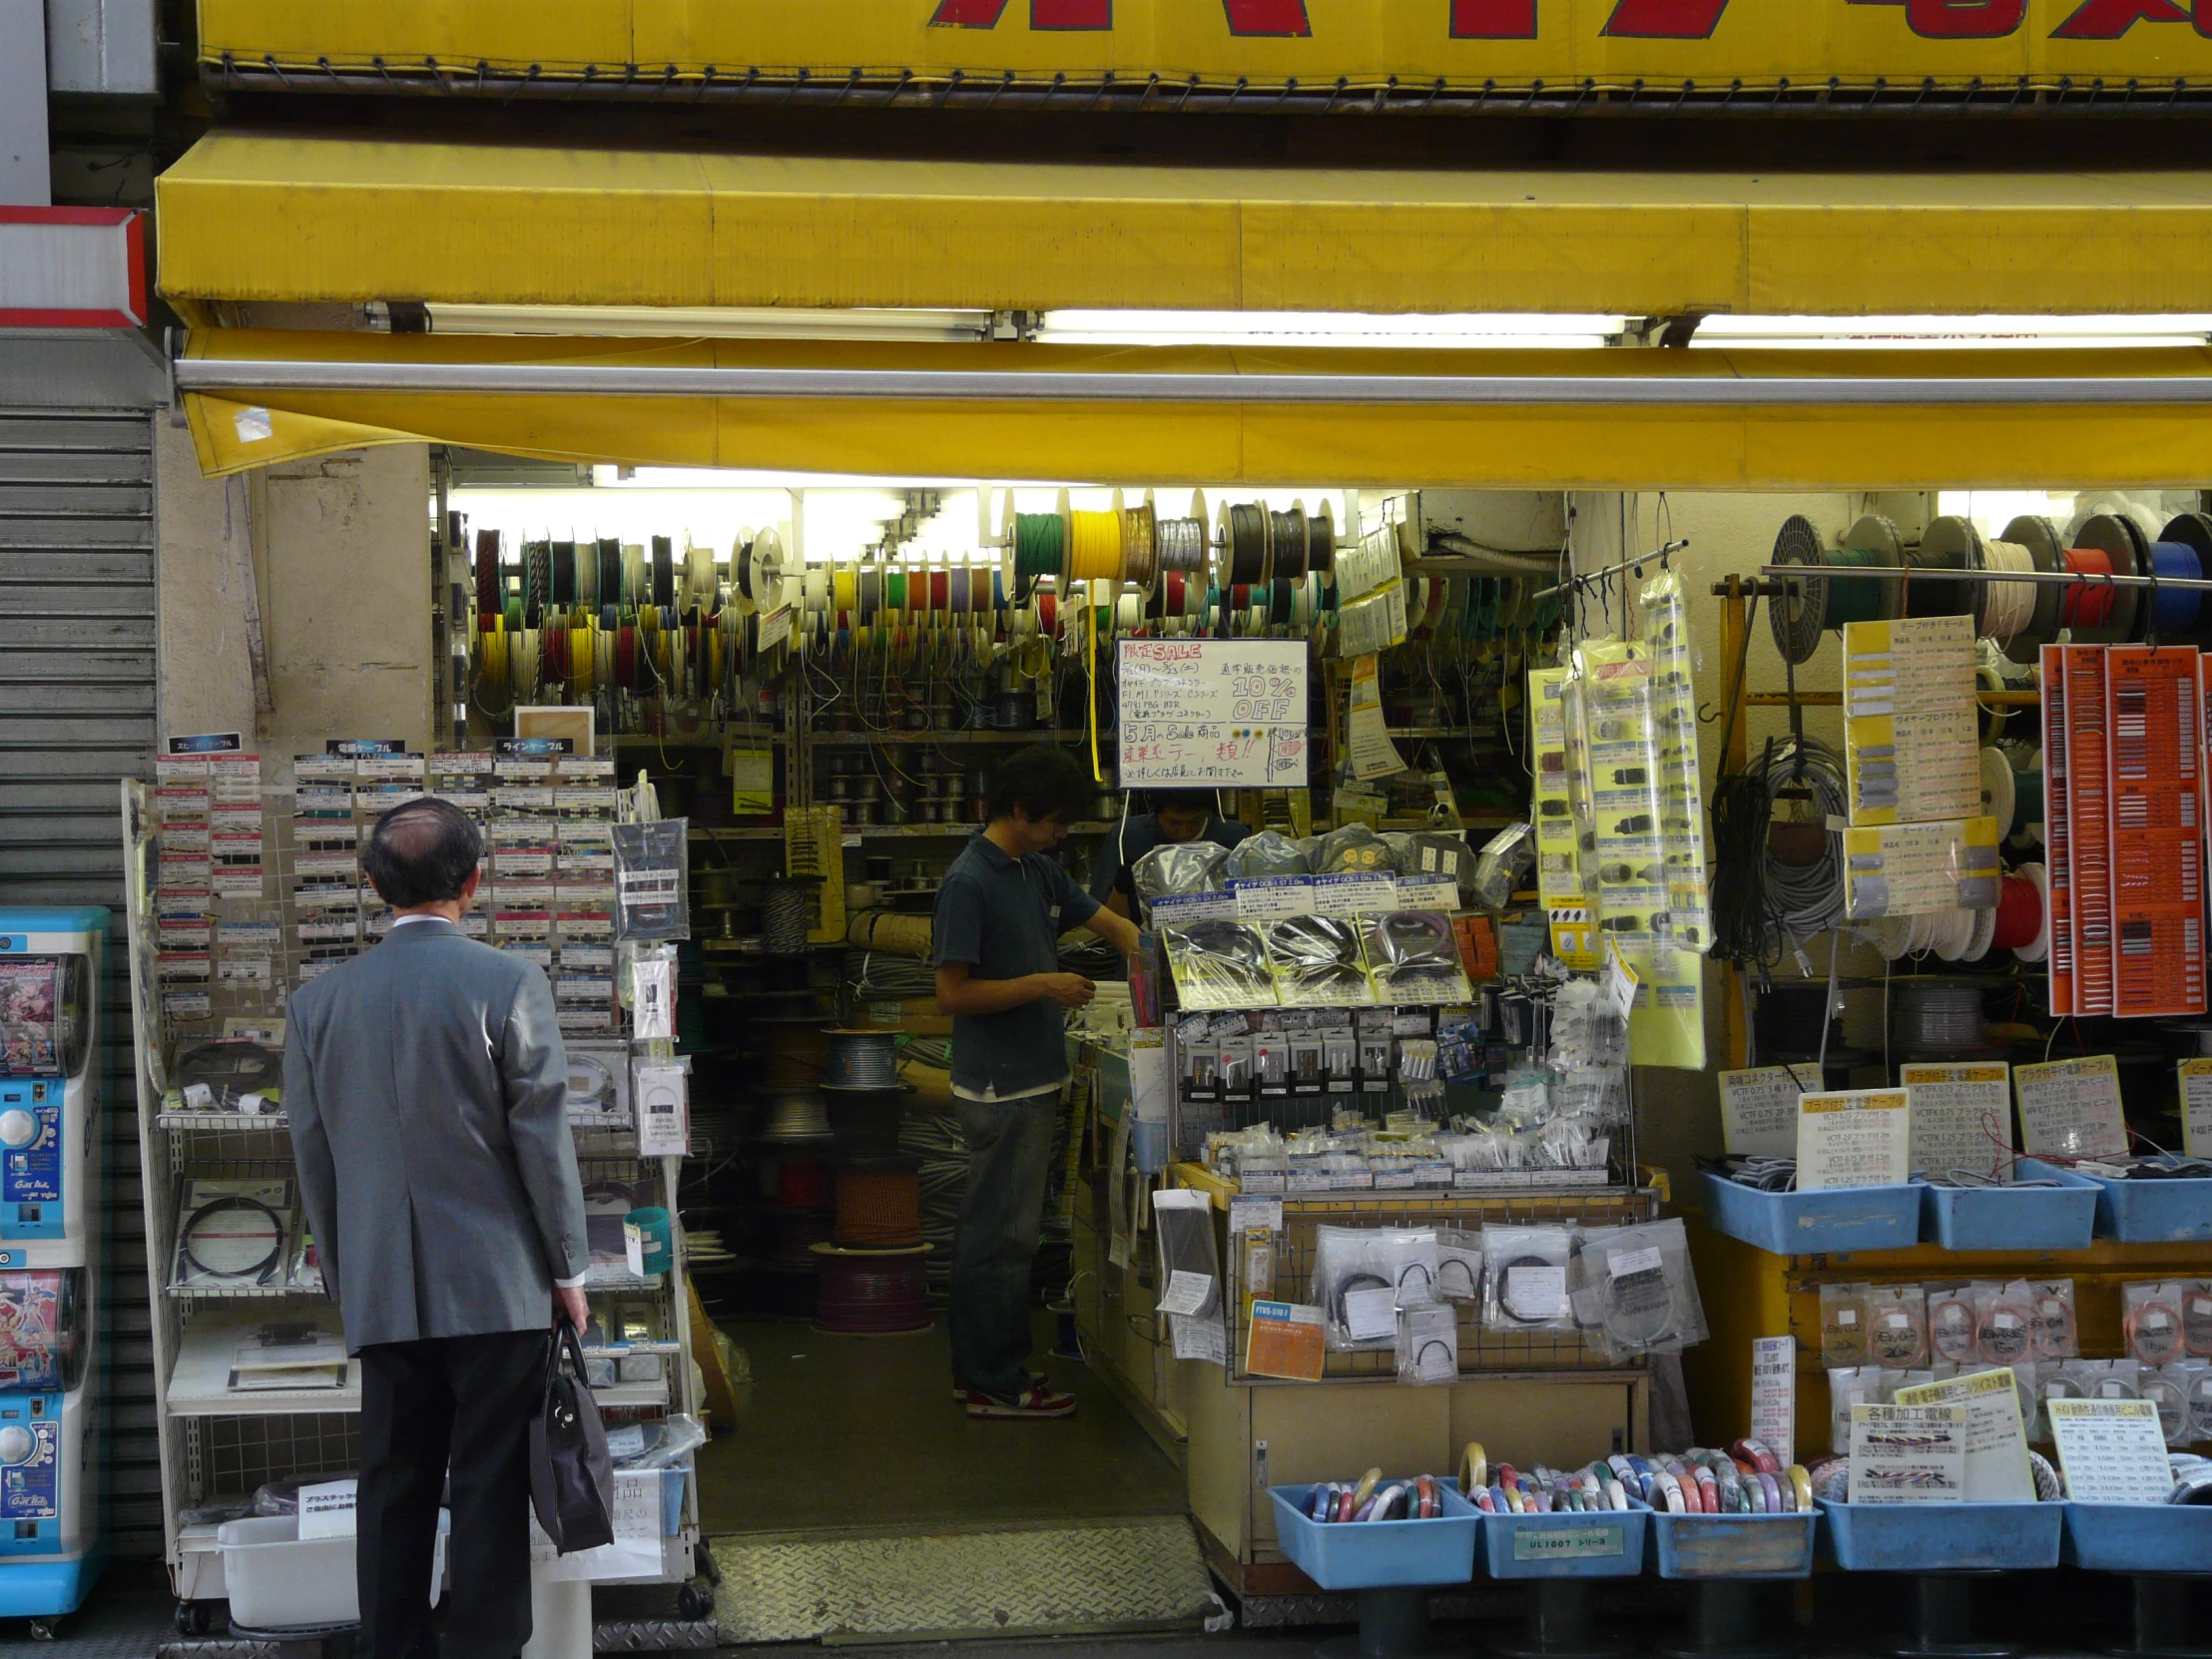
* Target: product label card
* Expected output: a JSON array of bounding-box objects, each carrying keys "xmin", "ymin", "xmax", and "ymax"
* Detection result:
[
  {"xmin": 2047, "ymin": 1398, "xmax": 2173, "ymax": 1504},
  {"xmin": 1848, "ymin": 1404, "xmax": 1968, "ymax": 1504},
  {"xmin": 1895, "ymin": 1368, "xmax": 2034, "ymax": 1502},
  {"xmin": 1900, "ymin": 1062, "xmax": 2013, "ymax": 1181},
  {"xmin": 1796, "ymin": 1088, "xmax": 1912, "ymax": 1191},
  {"xmin": 1230, "ymin": 876, "xmax": 1314, "ymax": 921},
  {"xmin": 2014, "ymin": 1054, "xmax": 2130, "ymax": 1160},
  {"xmin": 2179, "ymin": 1058, "xmax": 2212, "ymax": 1158},
  {"xmin": 1719, "ymin": 1067, "xmax": 1806, "ymax": 1159}
]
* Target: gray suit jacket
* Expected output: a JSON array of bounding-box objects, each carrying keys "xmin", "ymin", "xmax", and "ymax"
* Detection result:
[{"xmin": 282, "ymin": 917, "xmax": 590, "ymax": 1352}]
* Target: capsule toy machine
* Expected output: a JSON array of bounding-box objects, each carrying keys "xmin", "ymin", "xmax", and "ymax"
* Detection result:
[{"xmin": 0, "ymin": 910, "xmax": 105, "ymax": 1618}]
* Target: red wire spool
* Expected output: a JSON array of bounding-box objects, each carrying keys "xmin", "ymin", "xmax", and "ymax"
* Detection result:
[
  {"xmin": 834, "ymin": 1169, "xmax": 923, "ymax": 1250},
  {"xmin": 1990, "ymin": 871, "xmax": 2044, "ymax": 953},
  {"xmin": 811, "ymin": 1243, "xmax": 933, "ymax": 1335},
  {"xmin": 2059, "ymin": 547, "xmax": 2116, "ymax": 630},
  {"xmin": 777, "ymin": 1159, "xmax": 832, "ymax": 1211}
]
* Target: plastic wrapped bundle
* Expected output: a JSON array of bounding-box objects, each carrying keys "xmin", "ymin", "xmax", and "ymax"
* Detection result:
[
  {"xmin": 1132, "ymin": 839, "xmax": 1229, "ymax": 917},
  {"xmin": 1223, "ymin": 830, "xmax": 1312, "ymax": 880},
  {"xmin": 1316, "ymin": 824, "xmax": 1394, "ymax": 874},
  {"xmin": 1161, "ymin": 919, "xmax": 1277, "ymax": 1009},
  {"xmin": 1264, "ymin": 914, "xmax": 1375, "ymax": 1006}
]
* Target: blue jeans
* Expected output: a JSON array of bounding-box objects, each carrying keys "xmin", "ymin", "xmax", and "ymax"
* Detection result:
[{"xmin": 949, "ymin": 1090, "xmax": 1059, "ymax": 1398}]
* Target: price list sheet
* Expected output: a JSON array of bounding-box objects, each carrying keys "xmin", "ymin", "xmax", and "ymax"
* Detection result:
[
  {"xmin": 1842, "ymin": 616, "xmax": 1979, "ymax": 828},
  {"xmin": 2103, "ymin": 646, "xmax": 2205, "ymax": 1018}
]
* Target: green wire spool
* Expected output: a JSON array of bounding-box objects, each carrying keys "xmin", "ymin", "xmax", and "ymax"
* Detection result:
[
  {"xmin": 1011, "ymin": 512, "xmax": 1064, "ymax": 601},
  {"xmin": 1769, "ymin": 514, "xmax": 1894, "ymax": 665}
]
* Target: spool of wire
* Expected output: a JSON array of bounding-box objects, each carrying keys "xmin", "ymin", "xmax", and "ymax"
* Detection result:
[
  {"xmin": 1711, "ymin": 736, "xmax": 1849, "ymax": 963},
  {"xmin": 1840, "ymin": 514, "xmax": 1908, "ymax": 622},
  {"xmin": 1224, "ymin": 502, "xmax": 1270, "ymax": 587},
  {"xmin": 1270, "ymin": 504, "xmax": 1310, "ymax": 581},
  {"xmin": 1157, "ymin": 515, "xmax": 1210, "ymax": 576},
  {"xmin": 1890, "ymin": 976, "xmax": 1987, "ymax": 1058},
  {"xmin": 2146, "ymin": 539, "xmax": 2205, "ymax": 637},
  {"xmin": 834, "ymin": 1170, "xmax": 923, "ymax": 1251},
  {"xmin": 812, "ymin": 1243, "xmax": 932, "ymax": 1336},
  {"xmin": 2069, "ymin": 513, "xmax": 2146, "ymax": 642},
  {"xmin": 759, "ymin": 1088, "xmax": 833, "ymax": 1144},
  {"xmin": 1906, "ymin": 516, "xmax": 1979, "ymax": 621},
  {"xmin": 1308, "ymin": 501, "xmax": 1335, "ymax": 574},
  {"xmin": 1122, "ymin": 499, "xmax": 1159, "ymax": 592},
  {"xmin": 1998, "ymin": 515, "xmax": 2067, "ymax": 662},
  {"xmin": 1010, "ymin": 512, "xmax": 1064, "ymax": 600},
  {"xmin": 2159, "ymin": 512, "xmax": 2212, "ymax": 642},
  {"xmin": 2010, "ymin": 862, "xmax": 2051, "ymax": 962},
  {"xmin": 824, "ymin": 1028, "xmax": 901, "ymax": 1090},
  {"xmin": 1974, "ymin": 538, "xmax": 2039, "ymax": 644},
  {"xmin": 1767, "ymin": 515, "xmax": 1835, "ymax": 666},
  {"xmin": 763, "ymin": 877, "xmax": 814, "ymax": 956}
]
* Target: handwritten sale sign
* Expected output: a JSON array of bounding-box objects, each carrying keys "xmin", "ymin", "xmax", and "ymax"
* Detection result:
[{"xmin": 1117, "ymin": 639, "xmax": 1309, "ymax": 789}]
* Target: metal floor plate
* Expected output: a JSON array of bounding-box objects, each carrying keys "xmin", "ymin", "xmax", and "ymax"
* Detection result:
[{"xmin": 709, "ymin": 1516, "xmax": 1217, "ymax": 1644}]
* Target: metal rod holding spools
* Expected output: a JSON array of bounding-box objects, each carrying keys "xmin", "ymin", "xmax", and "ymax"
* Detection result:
[
  {"xmin": 1760, "ymin": 562, "xmax": 2212, "ymax": 595},
  {"xmin": 1531, "ymin": 539, "xmax": 1691, "ymax": 604}
]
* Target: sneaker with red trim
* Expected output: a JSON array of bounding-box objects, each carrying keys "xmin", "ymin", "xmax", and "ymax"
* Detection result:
[
  {"xmin": 950, "ymin": 1374, "xmax": 1047, "ymax": 1403},
  {"xmin": 964, "ymin": 1382, "xmax": 1077, "ymax": 1419}
]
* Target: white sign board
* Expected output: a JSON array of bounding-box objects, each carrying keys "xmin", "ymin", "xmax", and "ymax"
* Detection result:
[{"xmin": 1117, "ymin": 639, "xmax": 1309, "ymax": 788}]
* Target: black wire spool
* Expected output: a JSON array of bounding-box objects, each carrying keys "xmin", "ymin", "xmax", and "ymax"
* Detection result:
[
  {"xmin": 1904, "ymin": 515, "xmax": 1979, "ymax": 622},
  {"xmin": 2069, "ymin": 512, "xmax": 2145, "ymax": 644},
  {"xmin": 1224, "ymin": 503, "xmax": 1270, "ymax": 587},
  {"xmin": 1270, "ymin": 505, "xmax": 1310, "ymax": 581},
  {"xmin": 1308, "ymin": 500, "xmax": 1335, "ymax": 574},
  {"xmin": 1999, "ymin": 514, "xmax": 2068, "ymax": 663},
  {"xmin": 549, "ymin": 539, "xmax": 576, "ymax": 606},
  {"xmin": 1840, "ymin": 513, "xmax": 1908, "ymax": 622},
  {"xmin": 1767, "ymin": 514, "xmax": 1830, "ymax": 667},
  {"xmin": 1889, "ymin": 975, "xmax": 2000, "ymax": 1066}
]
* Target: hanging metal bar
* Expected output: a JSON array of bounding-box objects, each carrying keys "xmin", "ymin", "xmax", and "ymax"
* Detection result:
[
  {"xmin": 1532, "ymin": 539, "xmax": 1690, "ymax": 603},
  {"xmin": 1758, "ymin": 562, "xmax": 2212, "ymax": 595}
]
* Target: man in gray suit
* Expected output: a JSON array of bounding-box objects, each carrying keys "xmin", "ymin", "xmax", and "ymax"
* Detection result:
[{"xmin": 284, "ymin": 797, "xmax": 590, "ymax": 1659}]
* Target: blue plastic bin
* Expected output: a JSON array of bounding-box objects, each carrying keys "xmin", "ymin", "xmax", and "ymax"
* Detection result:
[
  {"xmin": 1699, "ymin": 1171, "xmax": 1921, "ymax": 1257},
  {"xmin": 1647, "ymin": 1511, "xmax": 1819, "ymax": 1581},
  {"xmin": 1815, "ymin": 1500, "xmax": 2061, "ymax": 1572},
  {"xmin": 1918, "ymin": 1166, "xmax": 2098, "ymax": 1252},
  {"xmin": 2062, "ymin": 1504, "xmax": 2212, "ymax": 1574},
  {"xmin": 1269, "ymin": 1482, "xmax": 1480, "ymax": 1590},
  {"xmin": 1477, "ymin": 1504, "xmax": 1651, "ymax": 1580},
  {"xmin": 2032, "ymin": 1155, "xmax": 2212, "ymax": 1244}
]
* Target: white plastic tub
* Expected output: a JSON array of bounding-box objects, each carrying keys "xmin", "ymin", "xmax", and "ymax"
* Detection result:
[{"xmin": 217, "ymin": 1510, "xmax": 447, "ymax": 1631}]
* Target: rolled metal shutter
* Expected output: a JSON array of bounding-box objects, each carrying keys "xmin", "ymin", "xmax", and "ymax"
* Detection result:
[{"xmin": 0, "ymin": 406, "xmax": 161, "ymax": 1555}]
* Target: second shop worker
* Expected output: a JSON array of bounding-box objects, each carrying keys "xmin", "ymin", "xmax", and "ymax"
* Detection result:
[{"xmin": 933, "ymin": 746, "xmax": 1141, "ymax": 1418}]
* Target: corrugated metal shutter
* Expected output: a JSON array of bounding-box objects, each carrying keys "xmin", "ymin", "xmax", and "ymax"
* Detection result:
[{"xmin": 0, "ymin": 405, "xmax": 161, "ymax": 1556}]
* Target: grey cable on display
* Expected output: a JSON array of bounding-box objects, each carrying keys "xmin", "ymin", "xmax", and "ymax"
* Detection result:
[{"xmin": 1756, "ymin": 737, "xmax": 1850, "ymax": 940}]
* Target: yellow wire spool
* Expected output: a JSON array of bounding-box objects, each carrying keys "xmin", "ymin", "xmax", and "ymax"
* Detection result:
[
  {"xmin": 833, "ymin": 565, "xmax": 858, "ymax": 614},
  {"xmin": 478, "ymin": 621, "xmax": 508, "ymax": 698},
  {"xmin": 1067, "ymin": 508, "xmax": 1124, "ymax": 585},
  {"xmin": 571, "ymin": 623, "xmax": 593, "ymax": 698}
]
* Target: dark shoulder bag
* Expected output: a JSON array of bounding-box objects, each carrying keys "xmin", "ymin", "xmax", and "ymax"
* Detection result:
[{"xmin": 529, "ymin": 1320, "xmax": 616, "ymax": 1553}]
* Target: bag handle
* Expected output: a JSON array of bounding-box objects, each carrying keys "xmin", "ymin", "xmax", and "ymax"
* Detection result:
[{"xmin": 543, "ymin": 1316, "xmax": 591, "ymax": 1403}]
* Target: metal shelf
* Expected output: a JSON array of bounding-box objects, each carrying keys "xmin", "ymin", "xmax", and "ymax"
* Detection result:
[
  {"xmin": 156, "ymin": 1111, "xmax": 288, "ymax": 1131},
  {"xmin": 690, "ymin": 822, "xmax": 1111, "ymax": 841},
  {"xmin": 809, "ymin": 729, "xmax": 1087, "ymax": 746},
  {"xmin": 166, "ymin": 1283, "xmax": 326, "ymax": 1302}
]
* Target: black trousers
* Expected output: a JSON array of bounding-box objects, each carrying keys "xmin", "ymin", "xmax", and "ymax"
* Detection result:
[{"xmin": 357, "ymin": 1330, "xmax": 549, "ymax": 1659}]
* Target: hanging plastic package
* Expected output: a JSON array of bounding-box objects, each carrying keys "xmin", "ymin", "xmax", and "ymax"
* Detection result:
[
  {"xmin": 1637, "ymin": 567, "xmax": 1714, "ymax": 955},
  {"xmin": 610, "ymin": 819, "xmax": 690, "ymax": 941}
]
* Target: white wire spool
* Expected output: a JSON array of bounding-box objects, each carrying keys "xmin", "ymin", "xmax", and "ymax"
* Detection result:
[
  {"xmin": 1963, "ymin": 901, "xmax": 1998, "ymax": 963},
  {"xmin": 2014, "ymin": 862, "xmax": 2052, "ymax": 963},
  {"xmin": 1875, "ymin": 913, "xmax": 1915, "ymax": 961},
  {"xmin": 1976, "ymin": 538, "xmax": 2038, "ymax": 643},
  {"xmin": 1933, "ymin": 905, "xmax": 1974, "ymax": 962},
  {"xmin": 1978, "ymin": 748, "xmax": 2016, "ymax": 835}
]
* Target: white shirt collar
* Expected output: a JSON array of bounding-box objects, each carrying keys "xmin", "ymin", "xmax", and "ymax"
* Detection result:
[{"xmin": 388, "ymin": 912, "xmax": 447, "ymax": 928}]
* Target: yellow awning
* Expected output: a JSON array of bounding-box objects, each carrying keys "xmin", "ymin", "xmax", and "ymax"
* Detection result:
[
  {"xmin": 179, "ymin": 328, "xmax": 2212, "ymax": 490},
  {"xmin": 156, "ymin": 131, "xmax": 2212, "ymax": 323}
]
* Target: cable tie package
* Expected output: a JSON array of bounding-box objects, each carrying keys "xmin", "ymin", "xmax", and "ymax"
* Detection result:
[
  {"xmin": 1152, "ymin": 1189, "xmax": 1222, "ymax": 1323},
  {"xmin": 610, "ymin": 818, "xmax": 690, "ymax": 940},
  {"xmin": 1471, "ymin": 824, "xmax": 1534, "ymax": 911},
  {"xmin": 2032, "ymin": 1279, "xmax": 2080, "ymax": 1361},
  {"xmin": 2141, "ymin": 1363, "xmax": 2196, "ymax": 1447},
  {"xmin": 2125, "ymin": 1280, "xmax": 2190, "ymax": 1367},
  {"xmin": 1161, "ymin": 920, "xmax": 1277, "ymax": 1010},
  {"xmin": 1867, "ymin": 1284, "xmax": 1930, "ymax": 1369},
  {"xmin": 1397, "ymin": 1304, "xmax": 1459, "ymax": 1384},
  {"xmin": 1481, "ymin": 1224, "xmax": 1578, "ymax": 1335},
  {"xmin": 1928, "ymin": 1283, "xmax": 1979, "ymax": 1365},
  {"xmin": 1821, "ymin": 1283, "xmax": 1876, "ymax": 1368}
]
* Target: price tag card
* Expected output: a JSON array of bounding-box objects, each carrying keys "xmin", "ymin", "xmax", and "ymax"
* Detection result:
[
  {"xmin": 1796, "ymin": 1088, "xmax": 1912, "ymax": 1191},
  {"xmin": 1312, "ymin": 873, "xmax": 1395, "ymax": 918},
  {"xmin": 1231, "ymin": 877, "xmax": 1313, "ymax": 921},
  {"xmin": 1719, "ymin": 1067, "xmax": 1805, "ymax": 1159},
  {"xmin": 1900, "ymin": 1062, "xmax": 2013, "ymax": 1181},
  {"xmin": 1751, "ymin": 1336, "xmax": 1796, "ymax": 1467},
  {"xmin": 2180, "ymin": 1058, "xmax": 2212, "ymax": 1158},
  {"xmin": 1895, "ymin": 1368, "xmax": 2033, "ymax": 1502},
  {"xmin": 2014, "ymin": 1054, "xmax": 2130, "ymax": 1160},
  {"xmin": 2047, "ymin": 1398, "xmax": 2174, "ymax": 1504},
  {"xmin": 1228, "ymin": 1196, "xmax": 1282, "ymax": 1236},
  {"xmin": 1848, "ymin": 1404, "xmax": 1968, "ymax": 1504},
  {"xmin": 1341, "ymin": 1285, "xmax": 1399, "ymax": 1343}
]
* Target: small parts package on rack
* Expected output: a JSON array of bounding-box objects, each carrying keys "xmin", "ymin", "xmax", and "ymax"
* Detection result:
[
  {"xmin": 1482, "ymin": 1225, "xmax": 1578, "ymax": 1336},
  {"xmin": 1529, "ymin": 666, "xmax": 1600, "ymax": 970},
  {"xmin": 1842, "ymin": 817, "xmax": 2002, "ymax": 922},
  {"xmin": 1637, "ymin": 569, "xmax": 1713, "ymax": 955},
  {"xmin": 1569, "ymin": 1218, "xmax": 1708, "ymax": 1362},
  {"xmin": 1315, "ymin": 1224, "xmax": 1439, "ymax": 1352},
  {"xmin": 610, "ymin": 819, "xmax": 689, "ymax": 941}
]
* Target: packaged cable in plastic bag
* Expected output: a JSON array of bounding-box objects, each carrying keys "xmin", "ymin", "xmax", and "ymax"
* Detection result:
[
  {"xmin": 611, "ymin": 818, "xmax": 690, "ymax": 941},
  {"xmin": 1262, "ymin": 913, "xmax": 1375, "ymax": 1007},
  {"xmin": 1637, "ymin": 566, "xmax": 1713, "ymax": 954},
  {"xmin": 1435, "ymin": 1228, "xmax": 1484, "ymax": 1305},
  {"xmin": 1133, "ymin": 840, "xmax": 1229, "ymax": 918},
  {"xmin": 1160, "ymin": 919, "xmax": 1277, "ymax": 1010},
  {"xmin": 1469, "ymin": 824, "xmax": 1532, "ymax": 912},
  {"xmin": 1571, "ymin": 1218, "xmax": 1707, "ymax": 1360},
  {"xmin": 1315, "ymin": 1225, "xmax": 1404, "ymax": 1352},
  {"xmin": 1315, "ymin": 824, "xmax": 1394, "ymax": 875},
  {"xmin": 1480, "ymin": 1224, "xmax": 1578, "ymax": 1335},
  {"xmin": 1223, "ymin": 830, "xmax": 1312, "ymax": 881},
  {"xmin": 1366, "ymin": 911, "xmax": 1472, "ymax": 1005},
  {"xmin": 1397, "ymin": 1304, "xmax": 1459, "ymax": 1384}
]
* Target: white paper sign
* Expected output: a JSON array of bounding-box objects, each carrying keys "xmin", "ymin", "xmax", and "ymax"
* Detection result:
[
  {"xmin": 529, "ymin": 1470, "xmax": 665, "ymax": 1580},
  {"xmin": 2015, "ymin": 1055, "xmax": 2130, "ymax": 1160},
  {"xmin": 2047, "ymin": 1398, "xmax": 2174, "ymax": 1504},
  {"xmin": 1750, "ymin": 1336, "xmax": 1796, "ymax": 1467},
  {"xmin": 1228, "ymin": 1196, "xmax": 1282, "ymax": 1236},
  {"xmin": 1158, "ymin": 1270, "xmax": 1216, "ymax": 1317},
  {"xmin": 296, "ymin": 1478, "xmax": 359, "ymax": 1539},
  {"xmin": 2179, "ymin": 1058, "xmax": 2212, "ymax": 1158},
  {"xmin": 1895, "ymin": 1369, "xmax": 2034, "ymax": 1503},
  {"xmin": 1116, "ymin": 638, "xmax": 1310, "ymax": 788},
  {"xmin": 1848, "ymin": 1404, "xmax": 1968, "ymax": 1504},
  {"xmin": 1797, "ymin": 1088, "xmax": 1913, "ymax": 1191},
  {"xmin": 756, "ymin": 605, "xmax": 794, "ymax": 651},
  {"xmin": 632, "ymin": 1062, "xmax": 689, "ymax": 1157},
  {"xmin": 1341, "ymin": 1285, "xmax": 1400, "ymax": 1343},
  {"xmin": 1170, "ymin": 1310, "xmax": 1228, "ymax": 1365},
  {"xmin": 1901, "ymin": 1063, "xmax": 2013, "ymax": 1181},
  {"xmin": 1720, "ymin": 1067, "xmax": 1804, "ymax": 1159},
  {"xmin": 1346, "ymin": 652, "xmax": 1407, "ymax": 781}
]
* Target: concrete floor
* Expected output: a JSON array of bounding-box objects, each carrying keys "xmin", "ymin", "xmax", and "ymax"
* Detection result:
[{"xmin": 697, "ymin": 1313, "xmax": 1186, "ymax": 1535}]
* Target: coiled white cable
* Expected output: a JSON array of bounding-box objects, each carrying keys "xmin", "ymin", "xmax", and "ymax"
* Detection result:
[{"xmin": 1978, "ymin": 539, "xmax": 2037, "ymax": 643}]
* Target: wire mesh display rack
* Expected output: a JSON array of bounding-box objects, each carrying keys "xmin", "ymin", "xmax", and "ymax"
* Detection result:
[{"xmin": 1217, "ymin": 1187, "xmax": 1662, "ymax": 1382}]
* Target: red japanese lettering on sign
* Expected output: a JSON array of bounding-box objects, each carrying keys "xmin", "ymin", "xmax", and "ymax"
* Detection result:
[
  {"xmin": 2049, "ymin": 0, "xmax": 2190, "ymax": 35},
  {"xmin": 930, "ymin": 0, "xmax": 1113, "ymax": 26},
  {"xmin": 1848, "ymin": 0, "xmax": 2026, "ymax": 36},
  {"xmin": 1452, "ymin": 0, "xmax": 1539, "ymax": 36},
  {"xmin": 1601, "ymin": 0, "xmax": 1732, "ymax": 36}
]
